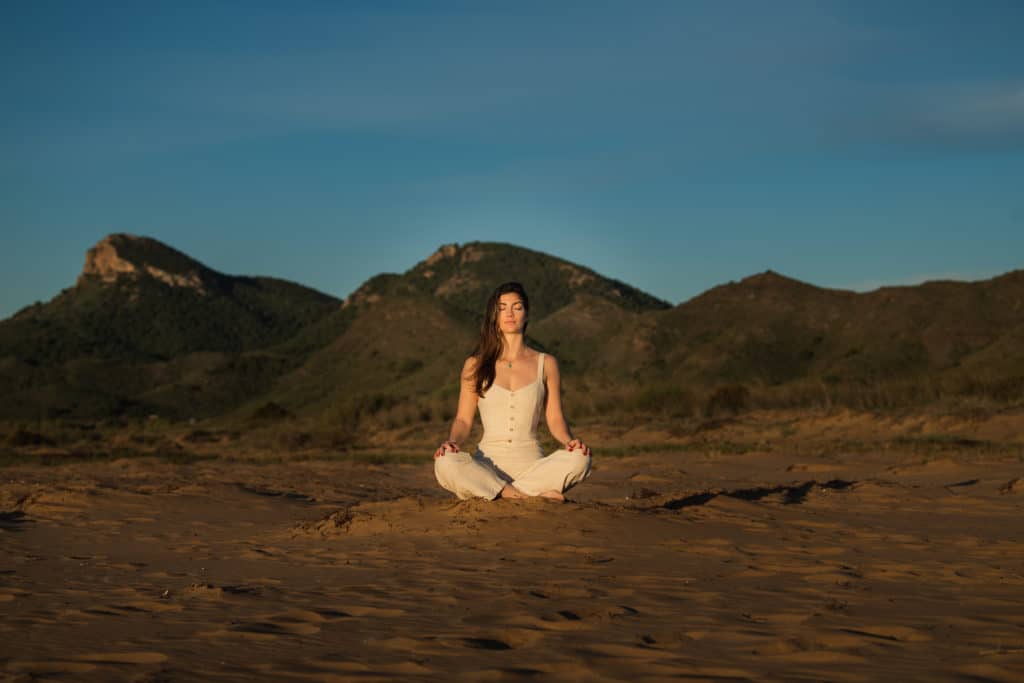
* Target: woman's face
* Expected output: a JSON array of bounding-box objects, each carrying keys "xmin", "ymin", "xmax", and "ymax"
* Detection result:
[{"xmin": 496, "ymin": 292, "xmax": 527, "ymax": 334}]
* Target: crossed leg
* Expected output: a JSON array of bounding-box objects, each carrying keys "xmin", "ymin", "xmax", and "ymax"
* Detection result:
[
  {"xmin": 435, "ymin": 449, "xmax": 591, "ymax": 501},
  {"xmin": 511, "ymin": 449, "xmax": 591, "ymax": 499}
]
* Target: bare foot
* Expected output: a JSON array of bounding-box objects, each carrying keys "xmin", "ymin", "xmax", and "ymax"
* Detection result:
[
  {"xmin": 538, "ymin": 490, "xmax": 565, "ymax": 501},
  {"xmin": 498, "ymin": 484, "xmax": 528, "ymax": 499}
]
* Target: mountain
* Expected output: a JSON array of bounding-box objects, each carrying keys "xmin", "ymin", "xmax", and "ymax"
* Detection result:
[
  {"xmin": 634, "ymin": 269, "xmax": 1024, "ymax": 412},
  {"xmin": 3, "ymin": 234, "xmax": 340, "ymax": 362},
  {"xmin": 259, "ymin": 242, "xmax": 672, "ymax": 421},
  {"xmin": 1, "ymin": 235, "xmax": 1021, "ymax": 424},
  {"xmin": 0, "ymin": 234, "xmax": 340, "ymax": 418}
]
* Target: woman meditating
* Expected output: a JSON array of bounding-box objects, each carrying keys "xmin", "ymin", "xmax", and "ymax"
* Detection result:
[{"xmin": 434, "ymin": 281, "xmax": 592, "ymax": 501}]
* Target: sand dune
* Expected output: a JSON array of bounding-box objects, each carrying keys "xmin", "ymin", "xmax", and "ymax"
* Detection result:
[{"xmin": 2, "ymin": 431, "xmax": 1023, "ymax": 681}]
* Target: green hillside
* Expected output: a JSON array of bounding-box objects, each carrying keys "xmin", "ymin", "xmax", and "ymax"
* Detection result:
[
  {"xmin": 0, "ymin": 234, "xmax": 341, "ymax": 418},
  {"xmin": 250, "ymin": 242, "xmax": 671, "ymax": 425},
  {"xmin": 1, "ymin": 235, "xmax": 1021, "ymax": 427},
  {"xmin": 638, "ymin": 270, "xmax": 1024, "ymax": 413}
]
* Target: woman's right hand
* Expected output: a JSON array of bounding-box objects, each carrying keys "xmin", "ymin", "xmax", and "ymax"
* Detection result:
[{"xmin": 434, "ymin": 440, "xmax": 459, "ymax": 459}]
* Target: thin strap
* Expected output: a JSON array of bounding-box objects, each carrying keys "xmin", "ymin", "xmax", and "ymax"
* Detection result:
[{"xmin": 536, "ymin": 352, "xmax": 545, "ymax": 382}]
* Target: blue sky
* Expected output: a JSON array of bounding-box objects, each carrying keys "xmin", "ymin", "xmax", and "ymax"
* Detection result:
[{"xmin": 3, "ymin": 0, "xmax": 1023, "ymax": 318}]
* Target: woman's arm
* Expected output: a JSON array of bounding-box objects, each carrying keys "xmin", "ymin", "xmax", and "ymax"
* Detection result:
[
  {"xmin": 543, "ymin": 355, "xmax": 591, "ymax": 455},
  {"xmin": 435, "ymin": 357, "xmax": 479, "ymax": 458}
]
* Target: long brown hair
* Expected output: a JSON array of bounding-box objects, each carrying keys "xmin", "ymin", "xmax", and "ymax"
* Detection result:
[{"xmin": 469, "ymin": 282, "xmax": 530, "ymax": 396}]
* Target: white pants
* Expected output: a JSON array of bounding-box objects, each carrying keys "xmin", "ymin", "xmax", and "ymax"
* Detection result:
[{"xmin": 434, "ymin": 449, "xmax": 592, "ymax": 500}]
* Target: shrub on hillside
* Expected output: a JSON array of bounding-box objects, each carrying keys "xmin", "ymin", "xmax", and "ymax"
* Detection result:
[
  {"xmin": 630, "ymin": 387, "xmax": 697, "ymax": 418},
  {"xmin": 249, "ymin": 401, "xmax": 295, "ymax": 423},
  {"xmin": 6, "ymin": 428, "xmax": 55, "ymax": 447},
  {"xmin": 704, "ymin": 384, "xmax": 750, "ymax": 417}
]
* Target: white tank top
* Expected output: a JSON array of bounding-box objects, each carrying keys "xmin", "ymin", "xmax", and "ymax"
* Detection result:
[{"xmin": 475, "ymin": 352, "xmax": 546, "ymax": 478}]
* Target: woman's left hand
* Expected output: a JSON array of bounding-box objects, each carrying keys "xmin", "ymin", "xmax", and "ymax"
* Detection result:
[{"xmin": 566, "ymin": 438, "xmax": 591, "ymax": 457}]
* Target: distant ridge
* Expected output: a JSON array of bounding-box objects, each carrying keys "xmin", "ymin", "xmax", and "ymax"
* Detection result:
[
  {"xmin": 0, "ymin": 234, "xmax": 341, "ymax": 418},
  {"xmin": 644, "ymin": 264, "xmax": 1024, "ymax": 395},
  {"xmin": 5, "ymin": 233, "xmax": 339, "ymax": 362},
  {"xmin": 0, "ymin": 235, "xmax": 1021, "ymax": 421}
]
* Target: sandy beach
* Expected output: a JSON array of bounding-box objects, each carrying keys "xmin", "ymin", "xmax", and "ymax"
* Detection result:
[{"xmin": 2, "ymin": 411, "xmax": 1023, "ymax": 682}]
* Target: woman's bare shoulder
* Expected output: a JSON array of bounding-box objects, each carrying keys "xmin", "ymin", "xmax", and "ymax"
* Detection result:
[
  {"xmin": 462, "ymin": 355, "xmax": 480, "ymax": 373},
  {"xmin": 541, "ymin": 352, "xmax": 560, "ymax": 374}
]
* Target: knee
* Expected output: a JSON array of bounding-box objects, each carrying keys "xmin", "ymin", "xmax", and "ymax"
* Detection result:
[
  {"xmin": 433, "ymin": 451, "xmax": 460, "ymax": 474},
  {"xmin": 433, "ymin": 450, "xmax": 472, "ymax": 480},
  {"xmin": 553, "ymin": 449, "xmax": 592, "ymax": 478}
]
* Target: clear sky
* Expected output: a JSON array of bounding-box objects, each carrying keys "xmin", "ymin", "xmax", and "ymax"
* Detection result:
[{"xmin": 3, "ymin": 1, "xmax": 1023, "ymax": 318}]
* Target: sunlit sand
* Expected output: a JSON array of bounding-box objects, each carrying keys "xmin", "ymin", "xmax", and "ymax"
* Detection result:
[{"xmin": 2, "ymin": 410, "xmax": 1023, "ymax": 680}]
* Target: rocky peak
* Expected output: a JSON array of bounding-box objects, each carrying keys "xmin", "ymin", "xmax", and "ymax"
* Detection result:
[
  {"xmin": 78, "ymin": 233, "xmax": 214, "ymax": 293},
  {"xmin": 424, "ymin": 243, "xmax": 459, "ymax": 266}
]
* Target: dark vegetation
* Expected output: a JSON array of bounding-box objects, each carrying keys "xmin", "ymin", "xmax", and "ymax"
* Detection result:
[{"xmin": 1, "ymin": 236, "xmax": 1022, "ymax": 451}]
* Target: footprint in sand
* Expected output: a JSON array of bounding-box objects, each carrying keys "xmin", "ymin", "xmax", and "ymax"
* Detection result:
[
  {"xmin": 227, "ymin": 620, "xmax": 321, "ymax": 637},
  {"xmin": 180, "ymin": 582, "xmax": 261, "ymax": 600},
  {"xmin": 462, "ymin": 637, "xmax": 512, "ymax": 650},
  {"xmin": 842, "ymin": 625, "xmax": 932, "ymax": 642},
  {"xmin": 336, "ymin": 605, "xmax": 404, "ymax": 617},
  {"xmin": 497, "ymin": 613, "xmax": 589, "ymax": 635},
  {"xmin": 203, "ymin": 608, "xmax": 353, "ymax": 640},
  {"xmin": 583, "ymin": 642, "xmax": 678, "ymax": 660},
  {"xmin": 83, "ymin": 599, "xmax": 183, "ymax": 616}
]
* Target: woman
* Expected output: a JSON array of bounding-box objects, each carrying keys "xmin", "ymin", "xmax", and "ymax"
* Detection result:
[{"xmin": 434, "ymin": 281, "xmax": 592, "ymax": 501}]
